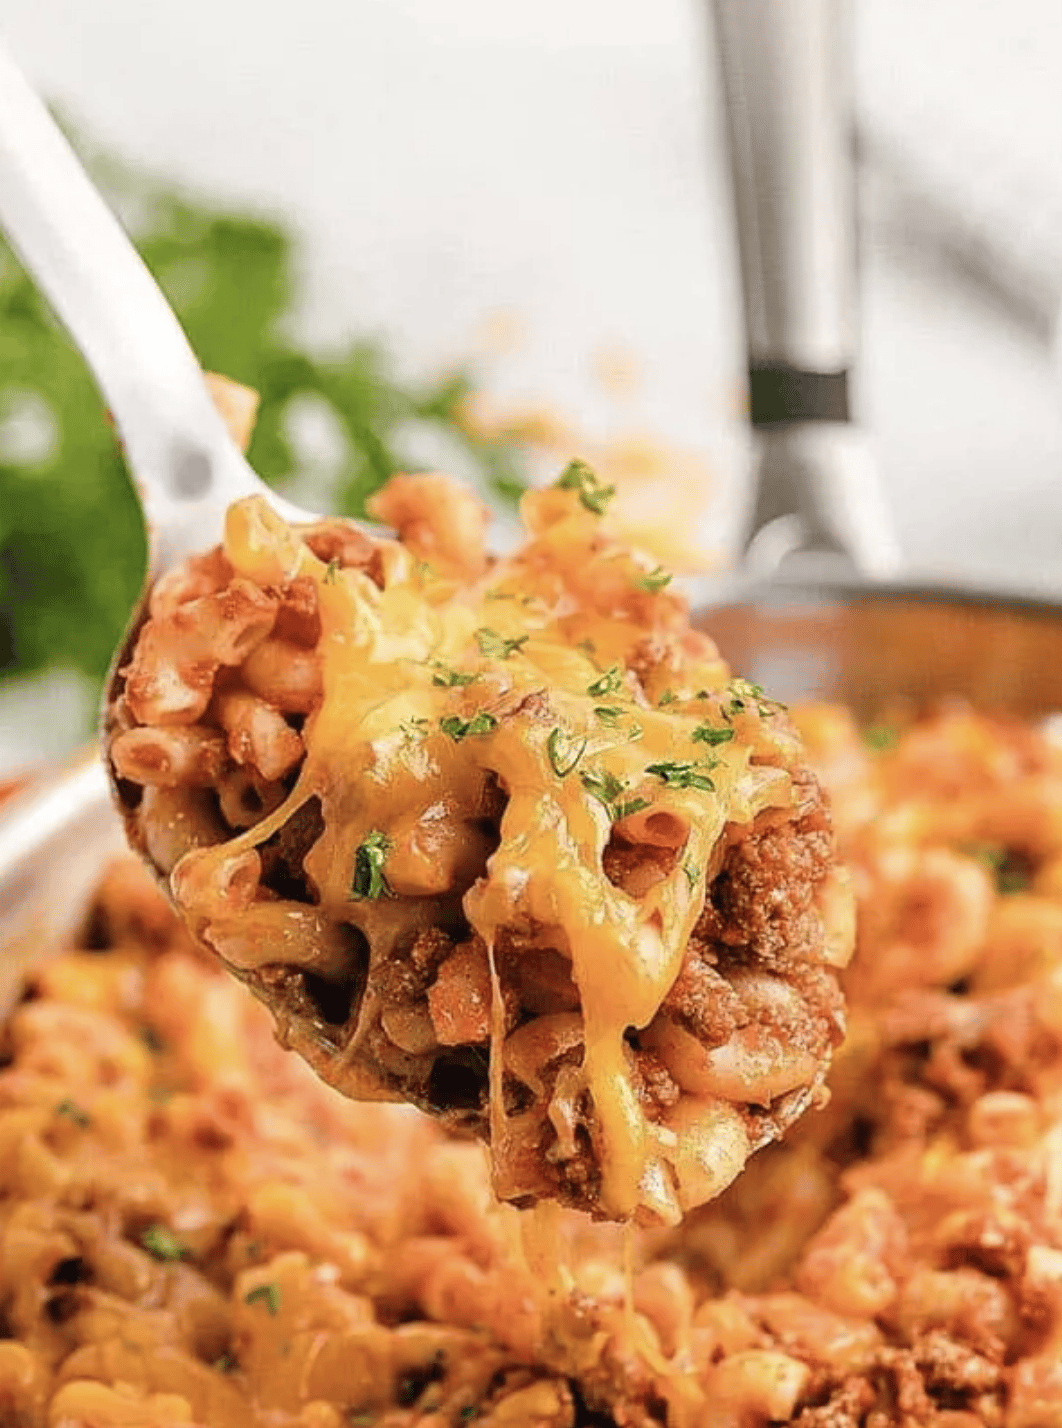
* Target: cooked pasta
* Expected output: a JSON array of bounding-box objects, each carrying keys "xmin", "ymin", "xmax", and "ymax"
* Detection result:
[
  {"xmin": 106, "ymin": 467, "xmax": 852, "ymax": 1224},
  {"xmin": 4, "ymin": 703, "xmax": 1062, "ymax": 1425}
]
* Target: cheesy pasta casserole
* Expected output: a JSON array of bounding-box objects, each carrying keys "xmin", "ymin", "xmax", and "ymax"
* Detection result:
[
  {"xmin": 106, "ymin": 468, "xmax": 852, "ymax": 1224},
  {"xmin": 3, "ymin": 702, "xmax": 1062, "ymax": 1424}
]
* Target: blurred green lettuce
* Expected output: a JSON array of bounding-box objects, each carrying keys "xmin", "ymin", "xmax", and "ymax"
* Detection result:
[{"xmin": 0, "ymin": 129, "xmax": 524, "ymax": 689}]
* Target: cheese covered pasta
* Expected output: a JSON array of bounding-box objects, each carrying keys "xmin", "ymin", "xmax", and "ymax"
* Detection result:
[
  {"xmin": 5, "ymin": 703, "xmax": 1062, "ymax": 1426},
  {"xmin": 106, "ymin": 467, "xmax": 853, "ymax": 1224}
]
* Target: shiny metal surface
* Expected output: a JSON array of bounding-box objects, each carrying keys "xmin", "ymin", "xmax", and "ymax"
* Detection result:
[
  {"xmin": 0, "ymin": 753, "xmax": 123, "ymax": 1018},
  {"xmin": 710, "ymin": 0, "xmax": 898, "ymax": 579},
  {"xmin": 0, "ymin": 44, "xmax": 324, "ymax": 585},
  {"xmin": 711, "ymin": 0, "xmax": 855, "ymax": 372}
]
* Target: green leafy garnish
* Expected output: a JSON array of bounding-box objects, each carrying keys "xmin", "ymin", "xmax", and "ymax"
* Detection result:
[
  {"xmin": 140, "ymin": 1224, "xmax": 189, "ymax": 1263},
  {"xmin": 399, "ymin": 715, "xmax": 430, "ymax": 742},
  {"xmin": 614, "ymin": 797, "xmax": 651, "ymax": 820},
  {"xmin": 863, "ymin": 722, "xmax": 898, "ymax": 752},
  {"xmin": 645, "ymin": 760, "xmax": 717, "ymax": 792},
  {"xmin": 214, "ymin": 1353, "xmax": 238, "ymax": 1374},
  {"xmin": 56, "ymin": 1099, "xmax": 90, "ymax": 1128},
  {"xmin": 350, "ymin": 830, "xmax": 392, "ymax": 900},
  {"xmin": 594, "ymin": 705, "xmax": 624, "ymax": 726},
  {"xmin": 460, "ymin": 1410, "xmax": 481, "ymax": 1422},
  {"xmin": 474, "ymin": 628, "xmax": 528, "ymax": 660},
  {"xmin": 547, "ymin": 727, "xmax": 587, "ymax": 778},
  {"xmin": 323, "ymin": 558, "xmax": 340, "ymax": 585},
  {"xmin": 692, "ymin": 723, "xmax": 735, "ymax": 748},
  {"xmin": 633, "ymin": 566, "xmax": 672, "ymax": 594},
  {"xmin": 963, "ymin": 843, "xmax": 1030, "ymax": 895},
  {"xmin": 439, "ymin": 712, "xmax": 498, "ymax": 742},
  {"xmin": 431, "ymin": 664, "xmax": 480, "ymax": 688},
  {"xmin": 555, "ymin": 458, "xmax": 615, "ymax": 515},
  {"xmin": 657, "ymin": 689, "xmax": 679, "ymax": 706},
  {"xmin": 244, "ymin": 1283, "xmax": 281, "ymax": 1315},
  {"xmin": 682, "ymin": 861, "xmax": 700, "ymax": 891},
  {"xmin": 0, "ymin": 125, "xmax": 527, "ymax": 705},
  {"xmin": 586, "ymin": 666, "xmax": 623, "ymax": 698},
  {"xmin": 723, "ymin": 678, "xmax": 783, "ymax": 719},
  {"xmin": 579, "ymin": 767, "xmax": 649, "ymax": 822}
]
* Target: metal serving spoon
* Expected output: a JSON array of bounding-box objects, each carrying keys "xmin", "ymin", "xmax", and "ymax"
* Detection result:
[
  {"xmin": 0, "ymin": 42, "xmax": 391, "ymax": 845},
  {"xmin": 0, "ymin": 45, "xmax": 331, "ymax": 582}
]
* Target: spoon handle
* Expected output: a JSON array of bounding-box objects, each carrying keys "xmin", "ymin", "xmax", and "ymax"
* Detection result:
[{"xmin": 0, "ymin": 42, "xmax": 280, "ymax": 574}]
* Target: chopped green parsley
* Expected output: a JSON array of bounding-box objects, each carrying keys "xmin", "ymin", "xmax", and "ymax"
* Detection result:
[
  {"xmin": 579, "ymin": 767, "xmax": 650, "ymax": 822},
  {"xmin": 56, "ymin": 1099, "xmax": 90, "ymax": 1129},
  {"xmin": 645, "ymin": 760, "xmax": 717, "ymax": 792},
  {"xmin": 691, "ymin": 723, "xmax": 735, "ymax": 748},
  {"xmin": 474, "ymin": 628, "xmax": 528, "ymax": 660},
  {"xmin": 244, "ymin": 1283, "xmax": 281, "ymax": 1315},
  {"xmin": 633, "ymin": 566, "xmax": 672, "ymax": 594},
  {"xmin": 439, "ymin": 712, "xmax": 498, "ymax": 742},
  {"xmin": 586, "ymin": 666, "xmax": 623, "ymax": 698},
  {"xmin": 863, "ymin": 722, "xmax": 898, "ymax": 752},
  {"xmin": 431, "ymin": 664, "xmax": 480, "ymax": 688},
  {"xmin": 350, "ymin": 830, "xmax": 392, "ymax": 900},
  {"xmin": 547, "ymin": 727, "xmax": 587, "ymax": 778},
  {"xmin": 555, "ymin": 458, "xmax": 616, "ymax": 515},
  {"xmin": 140, "ymin": 1224, "xmax": 189, "ymax": 1263}
]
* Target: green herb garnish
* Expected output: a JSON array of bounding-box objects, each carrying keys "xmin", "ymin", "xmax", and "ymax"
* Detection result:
[
  {"xmin": 579, "ymin": 767, "xmax": 649, "ymax": 822},
  {"xmin": 692, "ymin": 723, "xmax": 735, "ymax": 748},
  {"xmin": 547, "ymin": 727, "xmax": 587, "ymax": 778},
  {"xmin": 594, "ymin": 705, "xmax": 624, "ymax": 726},
  {"xmin": 963, "ymin": 843, "xmax": 1030, "ymax": 895},
  {"xmin": 723, "ymin": 678, "xmax": 784, "ymax": 719},
  {"xmin": 586, "ymin": 666, "xmax": 623, "ymax": 698},
  {"xmin": 645, "ymin": 760, "xmax": 717, "ymax": 792},
  {"xmin": 633, "ymin": 566, "xmax": 672, "ymax": 594},
  {"xmin": 323, "ymin": 558, "xmax": 340, "ymax": 585},
  {"xmin": 439, "ymin": 711, "xmax": 498, "ymax": 742},
  {"xmin": 214, "ymin": 1353, "xmax": 238, "ymax": 1374},
  {"xmin": 350, "ymin": 830, "xmax": 392, "ymax": 900},
  {"xmin": 614, "ymin": 797, "xmax": 651, "ymax": 820},
  {"xmin": 56, "ymin": 1099, "xmax": 90, "ymax": 1129},
  {"xmin": 244, "ymin": 1283, "xmax": 281, "ymax": 1315},
  {"xmin": 474, "ymin": 628, "xmax": 528, "ymax": 660},
  {"xmin": 140, "ymin": 1224, "xmax": 188, "ymax": 1263},
  {"xmin": 399, "ymin": 715, "xmax": 430, "ymax": 742},
  {"xmin": 555, "ymin": 458, "xmax": 615, "ymax": 515},
  {"xmin": 682, "ymin": 861, "xmax": 700, "ymax": 891},
  {"xmin": 863, "ymin": 722, "xmax": 898, "ymax": 752},
  {"xmin": 431, "ymin": 664, "xmax": 480, "ymax": 688},
  {"xmin": 657, "ymin": 689, "xmax": 679, "ymax": 706}
]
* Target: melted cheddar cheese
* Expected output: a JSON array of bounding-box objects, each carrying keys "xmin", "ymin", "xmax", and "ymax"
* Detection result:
[{"xmin": 171, "ymin": 478, "xmax": 815, "ymax": 1222}]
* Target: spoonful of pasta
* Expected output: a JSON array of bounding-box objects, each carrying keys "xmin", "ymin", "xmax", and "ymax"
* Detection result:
[{"xmin": 0, "ymin": 42, "xmax": 854, "ymax": 1225}]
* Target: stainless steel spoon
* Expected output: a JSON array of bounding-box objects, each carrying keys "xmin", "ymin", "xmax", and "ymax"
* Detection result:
[
  {"xmin": 0, "ymin": 43, "xmax": 391, "ymax": 846},
  {"xmin": 0, "ymin": 44, "xmax": 331, "ymax": 581}
]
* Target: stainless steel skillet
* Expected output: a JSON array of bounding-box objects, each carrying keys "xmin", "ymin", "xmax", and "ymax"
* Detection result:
[{"xmin": 701, "ymin": 0, "xmax": 1062, "ymax": 716}]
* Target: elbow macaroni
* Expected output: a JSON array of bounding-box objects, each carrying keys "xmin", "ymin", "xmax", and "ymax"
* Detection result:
[{"xmin": 107, "ymin": 469, "xmax": 852, "ymax": 1225}]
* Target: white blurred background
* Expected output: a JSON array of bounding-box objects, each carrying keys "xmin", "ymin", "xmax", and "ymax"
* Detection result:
[{"xmin": 2, "ymin": 0, "xmax": 1062, "ymax": 766}]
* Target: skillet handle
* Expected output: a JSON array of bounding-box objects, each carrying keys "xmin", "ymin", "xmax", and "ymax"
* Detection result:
[{"xmin": 711, "ymin": 0, "xmax": 900, "ymax": 576}]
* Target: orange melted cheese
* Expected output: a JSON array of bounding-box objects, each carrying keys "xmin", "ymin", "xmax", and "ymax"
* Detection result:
[{"xmin": 210, "ymin": 486, "xmax": 797, "ymax": 1221}]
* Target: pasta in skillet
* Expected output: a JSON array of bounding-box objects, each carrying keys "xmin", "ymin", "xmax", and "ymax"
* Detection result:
[
  {"xmin": 4, "ymin": 704, "xmax": 1062, "ymax": 1426},
  {"xmin": 107, "ymin": 464, "xmax": 853, "ymax": 1224}
]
